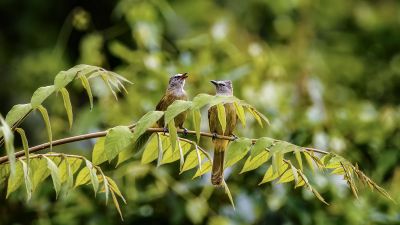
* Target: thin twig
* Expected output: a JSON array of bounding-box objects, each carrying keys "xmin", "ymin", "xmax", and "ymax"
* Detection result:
[{"xmin": 0, "ymin": 125, "xmax": 328, "ymax": 164}]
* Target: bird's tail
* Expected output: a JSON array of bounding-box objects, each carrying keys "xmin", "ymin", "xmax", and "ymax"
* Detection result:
[{"xmin": 211, "ymin": 140, "xmax": 228, "ymax": 186}]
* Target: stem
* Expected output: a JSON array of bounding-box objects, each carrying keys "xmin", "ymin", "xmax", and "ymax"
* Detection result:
[{"xmin": 0, "ymin": 126, "xmax": 329, "ymax": 164}]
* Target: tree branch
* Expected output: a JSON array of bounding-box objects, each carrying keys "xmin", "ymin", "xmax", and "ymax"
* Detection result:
[{"xmin": 0, "ymin": 126, "xmax": 329, "ymax": 164}]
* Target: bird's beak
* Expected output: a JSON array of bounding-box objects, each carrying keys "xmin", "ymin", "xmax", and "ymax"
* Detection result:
[
  {"xmin": 180, "ymin": 72, "xmax": 188, "ymax": 79},
  {"xmin": 210, "ymin": 80, "xmax": 218, "ymax": 86}
]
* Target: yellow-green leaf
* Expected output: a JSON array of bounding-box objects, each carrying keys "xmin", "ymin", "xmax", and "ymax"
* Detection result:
[
  {"xmin": 54, "ymin": 70, "xmax": 77, "ymax": 89},
  {"xmin": 168, "ymin": 120, "xmax": 178, "ymax": 151},
  {"xmin": 111, "ymin": 190, "xmax": 124, "ymax": 220},
  {"xmin": 106, "ymin": 177, "xmax": 126, "ymax": 203},
  {"xmin": 5, "ymin": 103, "xmax": 32, "ymax": 128},
  {"xmin": 75, "ymin": 167, "xmax": 91, "ymax": 187},
  {"xmin": 161, "ymin": 139, "xmax": 191, "ymax": 165},
  {"xmin": 44, "ymin": 156, "xmax": 61, "ymax": 198},
  {"xmin": 92, "ymin": 137, "xmax": 107, "ymax": 165},
  {"xmin": 193, "ymin": 160, "xmax": 212, "ymax": 179},
  {"xmin": 15, "ymin": 128, "xmax": 29, "ymax": 168},
  {"xmin": 192, "ymin": 93, "xmax": 214, "ymax": 109},
  {"xmin": 164, "ymin": 100, "xmax": 192, "ymax": 126},
  {"xmin": 37, "ymin": 105, "xmax": 52, "ymax": 150},
  {"xmin": 132, "ymin": 111, "xmax": 163, "ymax": 144},
  {"xmin": 181, "ymin": 150, "xmax": 205, "ymax": 173},
  {"xmin": 240, "ymin": 151, "xmax": 270, "ymax": 173},
  {"xmin": 225, "ymin": 138, "xmax": 252, "ymax": 168},
  {"xmin": 294, "ymin": 148, "xmax": 303, "ymax": 171},
  {"xmin": 105, "ymin": 126, "xmax": 133, "ymax": 162},
  {"xmin": 192, "ymin": 109, "xmax": 201, "ymax": 142},
  {"xmin": 141, "ymin": 134, "xmax": 158, "ymax": 164},
  {"xmin": 234, "ymin": 102, "xmax": 246, "ymax": 127},
  {"xmin": 216, "ymin": 103, "xmax": 226, "ymax": 134},
  {"xmin": 222, "ymin": 181, "xmax": 235, "ymax": 209},
  {"xmin": 6, "ymin": 161, "xmax": 23, "ymax": 198},
  {"xmin": 79, "ymin": 75, "xmax": 93, "ymax": 110},
  {"xmin": 19, "ymin": 159, "xmax": 32, "ymax": 200},
  {"xmin": 60, "ymin": 88, "xmax": 73, "ymax": 128},
  {"xmin": 85, "ymin": 160, "xmax": 99, "ymax": 195},
  {"xmin": 31, "ymin": 85, "xmax": 56, "ymax": 108},
  {"xmin": 278, "ymin": 168, "xmax": 294, "ymax": 183},
  {"xmin": 101, "ymin": 73, "xmax": 118, "ymax": 100}
]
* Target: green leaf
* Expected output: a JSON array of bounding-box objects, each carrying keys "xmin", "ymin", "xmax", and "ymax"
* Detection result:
[
  {"xmin": 272, "ymin": 153, "xmax": 284, "ymax": 174},
  {"xmin": 101, "ymin": 173, "xmax": 109, "ymax": 204},
  {"xmin": 105, "ymin": 126, "xmax": 133, "ymax": 162},
  {"xmin": 79, "ymin": 75, "xmax": 93, "ymax": 110},
  {"xmin": 250, "ymin": 137, "xmax": 274, "ymax": 158},
  {"xmin": 278, "ymin": 168, "xmax": 294, "ymax": 183},
  {"xmin": 59, "ymin": 157, "xmax": 82, "ymax": 184},
  {"xmin": 192, "ymin": 109, "xmax": 201, "ymax": 142},
  {"xmin": 5, "ymin": 103, "xmax": 32, "ymax": 127},
  {"xmin": 31, "ymin": 85, "xmax": 56, "ymax": 108},
  {"xmin": 259, "ymin": 163, "xmax": 288, "ymax": 184},
  {"xmin": 19, "ymin": 159, "xmax": 32, "ymax": 200},
  {"xmin": 216, "ymin": 103, "xmax": 227, "ymax": 134},
  {"xmin": 294, "ymin": 148, "xmax": 303, "ymax": 171},
  {"xmin": 181, "ymin": 150, "xmax": 205, "ymax": 173},
  {"xmin": 75, "ymin": 167, "xmax": 91, "ymax": 187},
  {"xmin": 15, "ymin": 128, "xmax": 29, "ymax": 168},
  {"xmin": 225, "ymin": 138, "xmax": 252, "ymax": 168},
  {"xmin": 234, "ymin": 102, "xmax": 246, "ymax": 127},
  {"xmin": 31, "ymin": 158, "xmax": 51, "ymax": 191},
  {"xmin": 85, "ymin": 160, "xmax": 99, "ymax": 195},
  {"xmin": 7, "ymin": 161, "xmax": 23, "ymax": 198},
  {"xmin": 101, "ymin": 73, "xmax": 118, "ymax": 100},
  {"xmin": 269, "ymin": 141, "xmax": 296, "ymax": 155},
  {"xmin": 63, "ymin": 158, "xmax": 74, "ymax": 195},
  {"xmin": 192, "ymin": 93, "xmax": 214, "ymax": 109},
  {"xmin": 156, "ymin": 133, "xmax": 163, "ymax": 167},
  {"xmin": 246, "ymin": 106, "xmax": 263, "ymax": 127},
  {"xmin": 54, "ymin": 70, "xmax": 77, "ymax": 90},
  {"xmin": 92, "ymin": 137, "xmax": 107, "ymax": 165},
  {"xmin": 106, "ymin": 177, "xmax": 126, "ymax": 203},
  {"xmin": 37, "ymin": 105, "xmax": 52, "ymax": 150},
  {"xmin": 44, "ymin": 156, "xmax": 61, "ymax": 198},
  {"xmin": 161, "ymin": 139, "xmax": 191, "ymax": 165},
  {"xmin": 164, "ymin": 100, "xmax": 192, "ymax": 126},
  {"xmin": 141, "ymin": 134, "xmax": 158, "ymax": 164},
  {"xmin": 222, "ymin": 181, "xmax": 235, "ymax": 209},
  {"xmin": 193, "ymin": 160, "xmax": 212, "ymax": 179},
  {"xmin": 111, "ymin": 190, "xmax": 124, "ymax": 220},
  {"xmin": 240, "ymin": 151, "xmax": 270, "ymax": 173},
  {"xmin": 209, "ymin": 95, "xmax": 237, "ymax": 107},
  {"xmin": 132, "ymin": 111, "xmax": 164, "ymax": 144},
  {"xmin": 186, "ymin": 197, "xmax": 208, "ymax": 224},
  {"xmin": 1, "ymin": 116, "xmax": 16, "ymax": 175},
  {"xmin": 60, "ymin": 88, "xmax": 73, "ymax": 128},
  {"xmin": 303, "ymin": 151, "xmax": 315, "ymax": 172},
  {"xmin": 0, "ymin": 164, "xmax": 10, "ymax": 184},
  {"xmin": 168, "ymin": 120, "xmax": 178, "ymax": 151}
]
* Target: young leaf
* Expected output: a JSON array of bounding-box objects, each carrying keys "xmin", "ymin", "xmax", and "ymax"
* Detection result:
[
  {"xmin": 216, "ymin": 103, "xmax": 226, "ymax": 134},
  {"xmin": 234, "ymin": 102, "xmax": 246, "ymax": 127},
  {"xmin": 30, "ymin": 158, "xmax": 51, "ymax": 191},
  {"xmin": 79, "ymin": 75, "xmax": 93, "ymax": 110},
  {"xmin": 192, "ymin": 109, "xmax": 202, "ymax": 142},
  {"xmin": 181, "ymin": 150, "xmax": 205, "ymax": 173},
  {"xmin": 294, "ymin": 148, "xmax": 303, "ymax": 171},
  {"xmin": 161, "ymin": 139, "xmax": 191, "ymax": 165},
  {"xmin": 192, "ymin": 93, "xmax": 214, "ymax": 109},
  {"xmin": 193, "ymin": 160, "xmax": 212, "ymax": 179},
  {"xmin": 141, "ymin": 134, "xmax": 158, "ymax": 164},
  {"xmin": 246, "ymin": 106, "xmax": 263, "ymax": 127},
  {"xmin": 1, "ymin": 116, "xmax": 16, "ymax": 175},
  {"xmin": 5, "ymin": 103, "xmax": 32, "ymax": 128},
  {"xmin": 164, "ymin": 100, "xmax": 192, "ymax": 126},
  {"xmin": 168, "ymin": 120, "xmax": 178, "ymax": 151},
  {"xmin": 19, "ymin": 159, "xmax": 32, "ymax": 201},
  {"xmin": 85, "ymin": 160, "xmax": 99, "ymax": 195},
  {"xmin": 64, "ymin": 158, "xmax": 74, "ymax": 195},
  {"xmin": 277, "ymin": 168, "xmax": 294, "ymax": 183},
  {"xmin": 92, "ymin": 137, "xmax": 107, "ymax": 165},
  {"xmin": 111, "ymin": 190, "xmax": 124, "ymax": 220},
  {"xmin": 75, "ymin": 167, "xmax": 91, "ymax": 187},
  {"xmin": 106, "ymin": 177, "xmax": 126, "ymax": 203},
  {"xmin": 60, "ymin": 88, "xmax": 73, "ymax": 128},
  {"xmin": 6, "ymin": 161, "xmax": 23, "ymax": 198},
  {"xmin": 250, "ymin": 137, "xmax": 274, "ymax": 158},
  {"xmin": 240, "ymin": 151, "xmax": 270, "ymax": 173},
  {"xmin": 101, "ymin": 173, "xmax": 109, "ymax": 204},
  {"xmin": 132, "ymin": 111, "xmax": 164, "ymax": 144},
  {"xmin": 44, "ymin": 156, "xmax": 61, "ymax": 198},
  {"xmin": 37, "ymin": 105, "xmax": 52, "ymax": 150},
  {"xmin": 259, "ymin": 163, "xmax": 288, "ymax": 184},
  {"xmin": 54, "ymin": 70, "xmax": 77, "ymax": 90},
  {"xmin": 225, "ymin": 138, "xmax": 252, "ymax": 168},
  {"xmin": 272, "ymin": 153, "xmax": 284, "ymax": 174},
  {"xmin": 31, "ymin": 85, "xmax": 56, "ymax": 108},
  {"xmin": 303, "ymin": 151, "xmax": 315, "ymax": 172},
  {"xmin": 222, "ymin": 181, "xmax": 235, "ymax": 209},
  {"xmin": 15, "ymin": 128, "xmax": 29, "ymax": 167},
  {"xmin": 105, "ymin": 126, "xmax": 133, "ymax": 162},
  {"xmin": 101, "ymin": 73, "xmax": 118, "ymax": 100}
]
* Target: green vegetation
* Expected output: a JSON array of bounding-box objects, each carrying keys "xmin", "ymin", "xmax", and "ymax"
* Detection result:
[{"xmin": 0, "ymin": 0, "xmax": 399, "ymax": 224}]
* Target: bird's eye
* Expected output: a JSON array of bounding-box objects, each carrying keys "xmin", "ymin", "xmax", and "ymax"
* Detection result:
[{"xmin": 220, "ymin": 83, "xmax": 226, "ymax": 86}]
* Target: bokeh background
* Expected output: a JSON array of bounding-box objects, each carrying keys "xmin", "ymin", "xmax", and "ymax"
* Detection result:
[{"xmin": 1, "ymin": 0, "xmax": 400, "ymax": 224}]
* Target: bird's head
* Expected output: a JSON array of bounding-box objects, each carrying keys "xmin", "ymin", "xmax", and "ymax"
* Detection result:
[
  {"xmin": 210, "ymin": 80, "xmax": 233, "ymax": 95},
  {"xmin": 168, "ymin": 73, "xmax": 188, "ymax": 91}
]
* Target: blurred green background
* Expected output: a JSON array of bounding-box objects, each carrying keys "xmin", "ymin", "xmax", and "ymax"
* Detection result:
[{"xmin": 1, "ymin": 0, "xmax": 400, "ymax": 224}]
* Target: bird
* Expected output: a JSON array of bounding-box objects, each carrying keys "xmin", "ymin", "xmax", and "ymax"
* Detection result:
[
  {"xmin": 208, "ymin": 80, "xmax": 237, "ymax": 186},
  {"xmin": 133, "ymin": 73, "xmax": 189, "ymax": 151}
]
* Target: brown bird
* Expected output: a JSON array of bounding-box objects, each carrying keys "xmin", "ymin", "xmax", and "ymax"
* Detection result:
[
  {"xmin": 133, "ymin": 73, "xmax": 189, "ymax": 151},
  {"xmin": 208, "ymin": 80, "xmax": 237, "ymax": 185}
]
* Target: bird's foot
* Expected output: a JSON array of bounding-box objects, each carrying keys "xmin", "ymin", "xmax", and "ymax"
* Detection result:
[
  {"xmin": 182, "ymin": 128, "xmax": 188, "ymax": 136},
  {"xmin": 163, "ymin": 127, "xmax": 169, "ymax": 135},
  {"xmin": 212, "ymin": 133, "xmax": 218, "ymax": 140}
]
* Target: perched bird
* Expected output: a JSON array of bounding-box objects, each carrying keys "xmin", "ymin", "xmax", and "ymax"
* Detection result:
[
  {"xmin": 133, "ymin": 73, "xmax": 189, "ymax": 151},
  {"xmin": 208, "ymin": 80, "xmax": 237, "ymax": 185}
]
